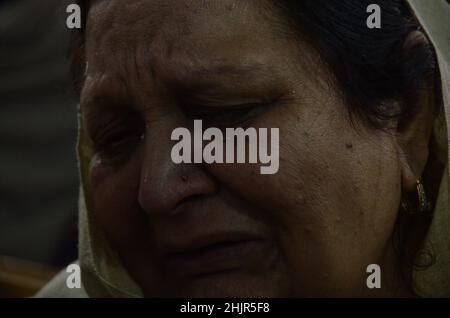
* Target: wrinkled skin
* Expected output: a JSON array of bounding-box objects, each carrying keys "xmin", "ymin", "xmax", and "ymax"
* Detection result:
[{"xmin": 81, "ymin": 0, "xmax": 433, "ymax": 297}]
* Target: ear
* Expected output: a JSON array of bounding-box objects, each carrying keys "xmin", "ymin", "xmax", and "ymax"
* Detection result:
[{"xmin": 397, "ymin": 31, "xmax": 436, "ymax": 193}]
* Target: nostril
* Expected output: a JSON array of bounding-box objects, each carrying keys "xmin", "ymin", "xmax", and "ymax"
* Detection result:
[{"xmin": 139, "ymin": 165, "xmax": 219, "ymax": 217}]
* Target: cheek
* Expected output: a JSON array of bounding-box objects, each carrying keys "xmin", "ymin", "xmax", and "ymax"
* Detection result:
[
  {"xmin": 205, "ymin": 98, "xmax": 402, "ymax": 293},
  {"xmin": 277, "ymin": 108, "xmax": 402, "ymax": 293},
  {"xmin": 89, "ymin": 153, "xmax": 145, "ymax": 249}
]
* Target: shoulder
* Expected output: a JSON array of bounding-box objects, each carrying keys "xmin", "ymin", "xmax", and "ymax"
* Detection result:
[{"xmin": 35, "ymin": 263, "xmax": 88, "ymax": 298}]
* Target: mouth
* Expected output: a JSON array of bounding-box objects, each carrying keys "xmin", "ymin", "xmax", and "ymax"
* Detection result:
[{"xmin": 162, "ymin": 232, "xmax": 275, "ymax": 278}]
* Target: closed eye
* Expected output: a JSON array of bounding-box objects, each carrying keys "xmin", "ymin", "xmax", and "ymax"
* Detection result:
[{"xmin": 93, "ymin": 113, "xmax": 144, "ymax": 164}]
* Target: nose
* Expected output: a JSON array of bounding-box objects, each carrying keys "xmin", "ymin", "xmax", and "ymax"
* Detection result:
[{"xmin": 138, "ymin": 119, "xmax": 218, "ymax": 217}]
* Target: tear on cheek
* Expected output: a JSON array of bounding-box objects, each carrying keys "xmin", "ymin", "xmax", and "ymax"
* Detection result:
[{"xmin": 89, "ymin": 153, "xmax": 107, "ymax": 188}]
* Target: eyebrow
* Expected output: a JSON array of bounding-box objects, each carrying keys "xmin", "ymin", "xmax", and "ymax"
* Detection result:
[
  {"xmin": 81, "ymin": 57, "xmax": 279, "ymax": 117},
  {"xmin": 80, "ymin": 73, "xmax": 132, "ymax": 134},
  {"xmin": 171, "ymin": 59, "xmax": 273, "ymax": 82},
  {"xmin": 81, "ymin": 71, "xmax": 129, "ymax": 106},
  {"xmin": 156, "ymin": 57, "xmax": 278, "ymax": 97}
]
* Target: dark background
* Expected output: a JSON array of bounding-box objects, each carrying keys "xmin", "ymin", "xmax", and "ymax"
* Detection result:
[{"xmin": 0, "ymin": 0, "xmax": 79, "ymax": 272}]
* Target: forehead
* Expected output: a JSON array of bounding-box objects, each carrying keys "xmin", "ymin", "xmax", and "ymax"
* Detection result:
[
  {"xmin": 83, "ymin": 0, "xmax": 292, "ymax": 75},
  {"xmin": 86, "ymin": 0, "xmax": 276, "ymax": 56},
  {"xmin": 81, "ymin": 0, "xmax": 298, "ymax": 101},
  {"xmin": 88, "ymin": 0, "xmax": 272, "ymax": 27}
]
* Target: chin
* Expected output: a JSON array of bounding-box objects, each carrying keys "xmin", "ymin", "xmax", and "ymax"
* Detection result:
[{"xmin": 170, "ymin": 270, "xmax": 287, "ymax": 298}]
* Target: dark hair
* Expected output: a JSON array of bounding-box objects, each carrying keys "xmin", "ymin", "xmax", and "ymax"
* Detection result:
[
  {"xmin": 71, "ymin": 0, "xmax": 440, "ymax": 293},
  {"xmin": 273, "ymin": 0, "xmax": 439, "ymax": 128}
]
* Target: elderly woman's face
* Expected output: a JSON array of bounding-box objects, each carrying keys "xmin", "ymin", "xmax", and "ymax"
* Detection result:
[{"xmin": 83, "ymin": 0, "xmax": 402, "ymax": 297}]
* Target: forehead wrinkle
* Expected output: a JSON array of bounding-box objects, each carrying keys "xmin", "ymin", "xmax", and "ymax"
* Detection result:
[
  {"xmin": 85, "ymin": 0, "xmax": 289, "ymax": 104},
  {"xmin": 88, "ymin": 0, "xmax": 173, "ymax": 42},
  {"xmin": 86, "ymin": 1, "xmax": 275, "ymax": 79},
  {"xmin": 86, "ymin": 1, "xmax": 183, "ymax": 96},
  {"xmin": 81, "ymin": 71, "xmax": 130, "ymax": 117},
  {"xmin": 148, "ymin": 42, "xmax": 274, "ymax": 91}
]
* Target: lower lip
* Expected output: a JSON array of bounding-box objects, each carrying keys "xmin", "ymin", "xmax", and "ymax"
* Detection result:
[{"xmin": 164, "ymin": 239, "xmax": 275, "ymax": 278}]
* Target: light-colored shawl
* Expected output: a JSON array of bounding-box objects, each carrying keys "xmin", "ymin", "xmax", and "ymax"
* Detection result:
[
  {"xmin": 37, "ymin": 0, "xmax": 450, "ymax": 298},
  {"xmin": 407, "ymin": 0, "xmax": 450, "ymax": 297}
]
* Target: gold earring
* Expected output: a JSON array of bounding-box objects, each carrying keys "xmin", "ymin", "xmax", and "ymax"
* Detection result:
[{"xmin": 401, "ymin": 179, "xmax": 430, "ymax": 214}]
